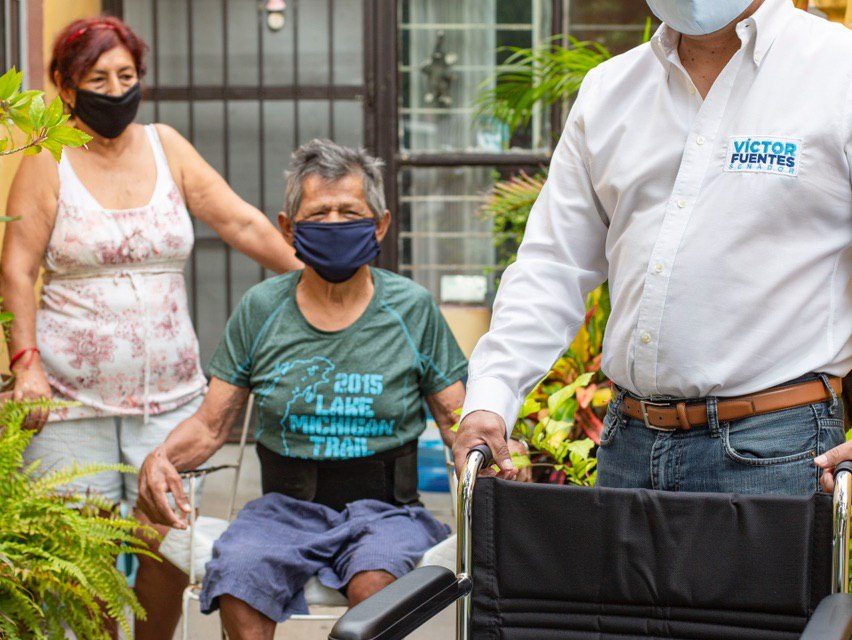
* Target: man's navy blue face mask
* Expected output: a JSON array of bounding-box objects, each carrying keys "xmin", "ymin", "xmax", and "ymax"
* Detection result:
[{"xmin": 293, "ymin": 219, "xmax": 381, "ymax": 283}]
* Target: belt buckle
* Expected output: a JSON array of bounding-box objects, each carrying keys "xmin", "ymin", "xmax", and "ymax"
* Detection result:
[{"xmin": 640, "ymin": 399, "xmax": 677, "ymax": 431}]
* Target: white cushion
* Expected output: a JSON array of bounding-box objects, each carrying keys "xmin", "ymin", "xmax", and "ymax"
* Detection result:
[
  {"xmin": 417, "ymin": 534, "xmax": 456, "ymax": 571},
  {"xmin": 304, "ymin": 577, "xmax": 349, "ymax": 607},
  {"xmin": 159, "ymin": 516, "xmax": 229, "ymax": 579}
]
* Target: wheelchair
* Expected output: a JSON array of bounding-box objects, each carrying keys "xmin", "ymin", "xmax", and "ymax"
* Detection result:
[{"xmin": 330, "ymin": 445, "xmax": 852, "ymax": 640}]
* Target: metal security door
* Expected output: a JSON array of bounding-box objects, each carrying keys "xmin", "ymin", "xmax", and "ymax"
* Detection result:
[{"xmin": 109, "ymin": 0, "xmax": 371, "ymax": 365}]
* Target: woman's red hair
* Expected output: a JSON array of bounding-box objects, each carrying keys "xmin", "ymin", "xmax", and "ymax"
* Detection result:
[{"xmin": 49, "ymin": 16, "xmax": 148, "ymax": 90}]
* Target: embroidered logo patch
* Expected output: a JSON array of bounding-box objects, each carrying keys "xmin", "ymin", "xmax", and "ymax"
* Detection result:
[{"xmin": 724, "ymin": 136, "xmax": 800, "ymax": 177}]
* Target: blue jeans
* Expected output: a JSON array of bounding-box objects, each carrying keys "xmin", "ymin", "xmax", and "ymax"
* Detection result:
[{"xmin": 596, "ymin": 377, "xmax": 846, "ymax": 495}]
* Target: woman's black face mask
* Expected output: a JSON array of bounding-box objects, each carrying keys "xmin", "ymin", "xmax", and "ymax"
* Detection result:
[
  {"xmin": 293, "ymin": 219, "xmax": 381, "ymax": 283},
  {"xmin": 72, "ymin": 82, "xmax": 141, "ymax": 139}
]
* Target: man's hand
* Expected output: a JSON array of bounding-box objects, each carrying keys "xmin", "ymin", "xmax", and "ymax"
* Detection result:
[
  {"xmin": 816, "ymin": 443, "xmax": 852, "ymax": 493},
  {"xmin": 508, "ymin": 438, "xmax": 533, "ymax": 483},
  {"xmin": 453, "ymin": 410, "xmax": 516, "ymax": 480},
  {"xmin": 137, "ymin": 447, "xmax": 191, "ymax": 529}
]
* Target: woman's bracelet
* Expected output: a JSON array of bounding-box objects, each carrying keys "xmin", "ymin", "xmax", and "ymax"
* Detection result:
[{"xmin": 9, "ymin": 347, "xmax": 39, "ymax": 371}]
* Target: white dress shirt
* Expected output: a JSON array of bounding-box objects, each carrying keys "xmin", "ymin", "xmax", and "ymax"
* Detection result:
[{"xmin": 463, "ymin": 0, "xmax": 852, "ymax": 434}]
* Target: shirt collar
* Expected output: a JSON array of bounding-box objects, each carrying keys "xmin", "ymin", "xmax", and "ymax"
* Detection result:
[
  {"xmin": 650, "ymin": 23, "xmax": 679, "ymax": 72},
  {"xmin": 650, "ymin": 0, "xmax": 795, "ymax": 70},
  {"xmin": 747, "ymin": 0, "xmax": 795, "ymax": 66}
]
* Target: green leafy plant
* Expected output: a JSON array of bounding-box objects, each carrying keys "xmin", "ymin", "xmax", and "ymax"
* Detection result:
[
  {"xmin": 474, "ymin": 36, "xmax": 611, "ymax": 139},
  {"xmin": 508, "ymin": 286, "xmax": 612, "ymax": 486},
  {"xmin": 0, "ymin": 67, "xmax": 91, "ymax": 222},
  {"xmin": 475, "ymin": 25, "xmax": 651, "ymax": 484},
  {"xmin": 0, "ymin": 400, "xmax": 153, "ymax": 639},
  {"xmin": 0, "ymin": 66, "xmax": 146, "ymax": 638}
]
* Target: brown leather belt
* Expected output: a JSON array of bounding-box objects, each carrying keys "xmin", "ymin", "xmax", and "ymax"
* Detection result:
[{"xmin": 619, "ymin": 376, "xmax": 842, "ymax": 431}]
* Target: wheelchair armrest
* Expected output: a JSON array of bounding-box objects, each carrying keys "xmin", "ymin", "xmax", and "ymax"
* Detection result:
[
  {"xmin": 328, "ymin": 566, "xmax": 468, "ymax": 640},
  {"xmin": 800, "ymin": 594, "xmax": 852, "ymax": 640}
]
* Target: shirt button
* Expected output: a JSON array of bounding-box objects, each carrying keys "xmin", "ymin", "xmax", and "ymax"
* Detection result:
[
  {"xmin": 677, "ymin": 199, "xmax": 686, "ymax": 209},
  {"xmin": 641, "ymin": 332, "xmax": 652, "ymax": 345},
  {"xmin": 654, "ymin": 263, "xmax": 664, "ymax": 274},
  {"xmin": 696, "ymin": 135, "xmax": 706, "ymax": 145},
  {"xmin": 688, "ymin": 85, "xmax": 696, "ymax": 95}
]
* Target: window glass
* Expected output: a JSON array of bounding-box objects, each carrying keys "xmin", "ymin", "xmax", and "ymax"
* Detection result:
[
  {"xmin": 399, "ymin": 167, "xmax": 500, "ymax": 304},
  {"xmin": 399, "ymin": 0, "xmax": 552, "ymax": 154},
  {"xmin": 569, "ymin": 0, "xmax": 657, "ymax": 55}
]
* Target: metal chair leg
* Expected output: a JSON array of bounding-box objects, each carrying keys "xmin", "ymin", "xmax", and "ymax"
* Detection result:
[{"xmin": 181, "ymin": 586, "xmax": 194, "ymax": 640}]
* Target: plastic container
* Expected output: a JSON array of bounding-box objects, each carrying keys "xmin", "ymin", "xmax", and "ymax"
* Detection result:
[{"xmin": 418, "ymin": 433, "xmax": 450, "ymax": 493}]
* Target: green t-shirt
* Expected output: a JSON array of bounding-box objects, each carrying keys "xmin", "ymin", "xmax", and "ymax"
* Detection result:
[{"xmin": 208, "ymin": 268, "xmax": 468, "ymax": 461}]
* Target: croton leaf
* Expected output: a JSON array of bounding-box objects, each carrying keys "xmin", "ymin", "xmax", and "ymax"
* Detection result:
[{"xmin": 547, "ymin": 371, "xmax": 594, "ymax": 415}]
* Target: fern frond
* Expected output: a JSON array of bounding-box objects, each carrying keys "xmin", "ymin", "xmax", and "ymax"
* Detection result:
[
  {"xmin": 32, "ymin": 461, "xmax": 137, "ymax": 491},
  {"xmin": 0, "ymin": 399, "xmax": 150, "ymax": 638}
]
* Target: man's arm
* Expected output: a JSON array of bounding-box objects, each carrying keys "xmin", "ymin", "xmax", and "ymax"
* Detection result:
[
  {"xmin": 428, "ymin": 380, "xmax": 533, "ymax": 482},
  {"xmin": 425, "ymin": 380, "xmax": 465, "ymax": 449},
  {"xmin": 137, "ymin": 378, "xmax": 250, "ymax": 528},
  {"xmin": 455, "ymin": 67, "xmax": 609, "ymax": 475}
]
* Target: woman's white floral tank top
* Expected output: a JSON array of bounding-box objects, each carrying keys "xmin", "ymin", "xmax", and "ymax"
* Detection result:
[{"xmin": 38, "ymin": 124, "xmax": 206, "ymax": 422}]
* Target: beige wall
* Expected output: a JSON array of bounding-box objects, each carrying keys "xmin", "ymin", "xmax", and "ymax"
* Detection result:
[
  {"xmin": 811, "ymin": 0, "xmax": 852, "ymax": 25},
  {"xmin": 42, "ymin": 0, "xmax": 103, "ymax": 92},
  {"xmin": 440, "ymin": 306, "xmax": 491, "ymax": 360}
]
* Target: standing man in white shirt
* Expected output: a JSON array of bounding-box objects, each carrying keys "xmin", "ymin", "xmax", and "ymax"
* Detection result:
[{"xmin": 455, "ymin": 0, "xmax": 851, "ymax": 495}]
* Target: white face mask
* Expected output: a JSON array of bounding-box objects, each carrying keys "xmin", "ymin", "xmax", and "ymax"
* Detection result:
[{"xmin": 645, "ymin": 0, "xmax": 754, "ymax": 36}]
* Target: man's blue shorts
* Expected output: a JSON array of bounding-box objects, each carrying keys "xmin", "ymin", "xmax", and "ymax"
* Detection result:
[{"xmin": 199, "ymin": 493, "xmax": 450, "ymax": 622}]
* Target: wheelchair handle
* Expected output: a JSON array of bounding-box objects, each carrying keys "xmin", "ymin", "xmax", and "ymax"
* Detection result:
[
  {"xmin": 832, "ymin": 460, "xmax": 852, "ymax": 594},
  {"xmin": 467, "ymin": 443, "xmax": 494, "ymax": 468},
  {"xmin": 835, "ymin": 461, "xmax": 852, "ymax": 479}
]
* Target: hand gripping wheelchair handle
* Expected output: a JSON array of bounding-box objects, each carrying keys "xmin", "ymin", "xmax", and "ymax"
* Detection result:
[
  {"xmin": 467, "ymin": 443, "xmax": 493, "ymax": 467},
  {"xmin": 835, "ymin": 461, "xmax": 852, "ymax": 480}
]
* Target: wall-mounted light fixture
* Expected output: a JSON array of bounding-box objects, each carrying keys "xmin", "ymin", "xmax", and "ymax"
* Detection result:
[{"xmin": 264, "ymin": 0, "xmax": 287, "ymax": 32}]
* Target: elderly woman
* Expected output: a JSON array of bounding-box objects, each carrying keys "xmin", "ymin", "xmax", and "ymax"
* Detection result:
[
  {"xmin": 138, "ymin": 139, "xmax": 527, "ymax": 638},
  {"xmin": 0, "ymin": 16, "xmax": 299, "ymax": 639}
]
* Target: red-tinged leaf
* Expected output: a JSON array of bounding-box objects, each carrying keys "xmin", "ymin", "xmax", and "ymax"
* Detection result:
[
  {"xmin": 575, "ymin": 384, "xmax": 597, "ymax": 409},
  {"xmin": 548, "ymin": 469, "xmax": 566, "ymax": 485},
  {"xmin": 575, "ymin": 408, "xmax": 602, "ymax": 445}
]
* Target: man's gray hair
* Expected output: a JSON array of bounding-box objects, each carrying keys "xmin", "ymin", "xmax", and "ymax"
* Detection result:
[{"xmin": 284, "ymin": 139, "xmax": 387, "ymax": 220}]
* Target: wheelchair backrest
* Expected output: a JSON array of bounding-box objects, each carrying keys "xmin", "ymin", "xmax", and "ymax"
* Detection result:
[{"xmin": 471, "ymin": 478, "xmax": 833, "ymax": 640}]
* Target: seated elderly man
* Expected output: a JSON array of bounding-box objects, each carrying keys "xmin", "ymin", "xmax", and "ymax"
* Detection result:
[{"xmin": 137, "ymin": 139, "xmax": 524, "ymax": 639}]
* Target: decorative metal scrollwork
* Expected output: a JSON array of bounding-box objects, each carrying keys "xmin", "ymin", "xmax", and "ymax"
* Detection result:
[{"xmin": 421, "ymin": 31, "xmax": 457, "ymax": 108}]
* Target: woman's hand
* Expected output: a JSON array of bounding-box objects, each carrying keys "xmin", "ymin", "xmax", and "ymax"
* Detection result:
[
  {"xmin": 816, "ymin": 444, "xmax": 852, "ymax": 492},
  {"xmin": 12, "ymin": 355, "xmax": 52, "ymax": 432}
]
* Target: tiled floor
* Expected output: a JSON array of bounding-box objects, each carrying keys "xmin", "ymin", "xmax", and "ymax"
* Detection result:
[{"xmin": 172, "ymin": 444, "xmax": 456, "ymax": 639}]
